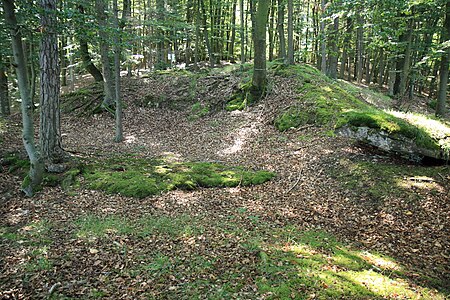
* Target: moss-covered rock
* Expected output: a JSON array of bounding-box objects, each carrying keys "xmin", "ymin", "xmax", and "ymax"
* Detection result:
[
  {"xmin": 83, "ymin": 157, "xmax": 275, "ymax": 198},
  {"xmin": 273, "ymin": 63, "xmax": 450, "ymax": 161}
]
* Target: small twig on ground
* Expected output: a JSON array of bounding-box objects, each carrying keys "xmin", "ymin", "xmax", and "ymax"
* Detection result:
[
  {"xmin": 285, "ymin": 171, "xmax": 302, "ymax": 194},
  {"xmin": 296, "ymin": 124, "xmax": 315, "ymax": 131},
  {"xmin": 47, "ymin": 282, "xmax": 62, "ymax": 299},
  {"xmin": 437, "ymin": 173, "xmax": 447, "ymax": 184}
]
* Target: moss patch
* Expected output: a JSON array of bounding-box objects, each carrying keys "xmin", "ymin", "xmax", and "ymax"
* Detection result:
[
  {"xmin": 1, "ymin": 152, "xmax": 82, "ymax": 191},
  {"xmin": 330, "ymin": 157, "xmax": 448, "ymax": 203},
  {"xmin": 226, "ymin": 77, "xmax": 255, "ymax": 111},
  {"xmin": 83, "ymin": 157, "xmax": 275, "ymax": 198},
  {"xmin": 256, "ymin": 228, "xmax": 447, "ymax": 299}
]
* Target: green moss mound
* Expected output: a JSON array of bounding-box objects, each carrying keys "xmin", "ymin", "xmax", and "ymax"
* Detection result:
[
  {"xmin": 83, "ymin": 157, "xmax": 275, "ymax": 198},
  {"xmin": 1, "ymin": 153, "xmax": 82, "ymax": 191},
  {"xmin": 273, "ymin": 63, "xmax": 450, "ymax": 158}
]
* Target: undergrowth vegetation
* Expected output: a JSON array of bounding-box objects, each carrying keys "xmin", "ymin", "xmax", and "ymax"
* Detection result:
[
  {"xmin": 331, "ymin": 157, "xmax": 448, "ymax": 203},
  {"xmin": 83, "ymin": 156, "xmax": 275, "ymax": 198}
]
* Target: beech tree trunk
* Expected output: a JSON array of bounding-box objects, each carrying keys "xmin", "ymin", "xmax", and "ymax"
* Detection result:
[
  {"xmin": 95, "ymin": 0, "xmax": 115, "ymax": 107},
  {"xmin": 319, "ymin": 0, "xmax": 327, "ymax": 73},
  {"xmin": 436, "ymin": 0, "xmax": 450, "ymax": 117},
  {"xmin": 39, "ymin": 0, "xmax": 64, "ymax": 164},
  {"xmin": 200, "ymin": 0, "xmax": 214, "ymax": 67},
  {"xmin": 0, "ymin": 59, "xmax": 9, "ymax": 116},
  {"xmin": 77, "ymin": 5, "xmax": 104, "ymax": 82},
  {"xmin": 287, "ymin": 0, "xmax": 294, "ymax": 64},
  {"xmin": 356, "ymin": 11, "xmax": 364, "ymax": 83},
  {"xmin": 327, "ymin": 15, "xmax": 339, "ymax": 78},
  {"xmin": 229, "ymin": 0, "xmax": 237, "ymax": 63},
  {"xmin": 240, "ymin": 0, "xmax": 245, "ymax": 69},
  {"xmin": 113, "ymin": 0, "xmax": 123, "ymax": 142},
  {"xmin": 277, "ymin": 0, "xmax": 286, "ymax": 60},
  {"xmin": 3, "ymin": 0, "xmax": 44, "ymax": 196},
  {"xmin": 251, "ymin": 0, "xmax": 270, "ymax": 99}
]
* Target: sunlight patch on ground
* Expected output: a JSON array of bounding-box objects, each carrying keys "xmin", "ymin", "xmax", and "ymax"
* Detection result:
[
  {"xmin": 388, "ymin": 111, "xmax": 450, "ymax": 137},
  {"xmin": 125, "ymin": 135, "xmax": 137, "ymax": 144},
  {"xmin": 396, "ymin": 176, "xmax": 443, "ymax": 191},
  {"xmin": 218, "ymin": 125, "xmax": 257, "ymax": 156},
  {"xmin": 339, "ymin": 270, "xmax": 423, "ymax": 299},
  {"xmin": 359, "ymin": 251, "xmax": 401, "ymax": 271}
]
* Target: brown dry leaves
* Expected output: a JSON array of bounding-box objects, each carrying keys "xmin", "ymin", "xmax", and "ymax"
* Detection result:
[{"xmin": 0, "ymin": 73, "xmax": 449, "ymax": 298}]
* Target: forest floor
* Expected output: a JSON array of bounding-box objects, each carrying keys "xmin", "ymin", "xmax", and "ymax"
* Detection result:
[{"xmin": 0, "ymin": 66, "xmax": 449, "ymax": 299}]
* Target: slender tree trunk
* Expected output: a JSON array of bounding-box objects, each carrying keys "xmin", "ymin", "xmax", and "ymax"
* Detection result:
[
  {"xmin": 200, "ymin": 0, "xmax": 214, "ymax": 67},
  {"xmin": 398, "ymin": 20, "xmax": 414, "ymax": 99},
  {"xmin": 277, "ymin": 0, "xmax": 286, "ymax": 60},
  {"xmin": 378, "ymin": 49, "xmax": 385, "ymax": 88},
  {"xmin": 156, "ymin": 0, "xmax": 167, "ymax": 69},
  {"xmin": 287, "ymin": 0, "xmax": 294, "ymax": 64},
  {"xmin": 340, "ymin": 17, "xmax": 352, "ymax": 79},
  {"xmin": 60, "ymin": 35, "xmax": 67, "ymax": 87},
  {"xmin": 0, "ymin": 58, "xmax": 10, "ymax": 116},
  {"xmin": 356, "ymin": 11, "xmax": 363, "ymax": 83},
  {"xmin": 240, "ymin": 0, "xmax": 245, "ymax": 70},
  {"xmin": 328, "ymin": 15, "xmax": 339, "ymax": 78},
  {"xmin": 113, "ymin": 0, "xmax": 123, "ymax": 141},
  {"xmin": 3, "ymin": 0, "xmax": 44, "ymax": 196},
  {"xmin": 95, "ymin": 0, "xmax": 115, "ymax": 107},
  {"xmin": 39, "ymin": 0, "xmax": 64, "ymax": 165},
  {"xmin": 229, "ymin": 0, "xmax": 237, "ymax": 63},
  {"xmin": 252, "ymin": 0, "xmax": 270, "ymax": 99},
  {"xmin": 77, "ymin": 5, "xmax": 104, "ymax": 82},
  {"xmin": 436, "ymin": 0, "xmax": 450, "ymax": 117},
  {"xmin": 268, "ymin": 0, "xmax": 275, "ymax": 61},
  {"xmin": 319, "ymin": 0, "xmax": 327, "ymax": 73}
]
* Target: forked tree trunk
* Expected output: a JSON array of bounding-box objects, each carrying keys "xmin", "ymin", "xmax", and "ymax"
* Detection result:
[
  {"xmin": 77, "ymin": 5, "xmax": 104, "ymax": 82},
  {"xmin": 3, "ymin": 0, "xmax": 44, "ymax": 196},
  {"xmin": 39, "ymin": 0, "xmax": 64, "ymax": 164}
]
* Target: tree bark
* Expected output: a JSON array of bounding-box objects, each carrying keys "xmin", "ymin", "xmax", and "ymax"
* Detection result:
[
  {"xmin": 436, "ymin": 0, "xmax": 450, "ymax": 117},
  {"xmin": 319, "ymin": 0, "xmax": 327, "ymax": 73},
  {"xmin": 277, "ymin": 0, "xmax": 286, "ymax": 60},
  {"xmin": 229, "ymin": 0, "xmax": 237, "ymax": 63},
  {"xmin": 340, "ymin": 17, "xmax": 352, "ymax": 79},
  {"xmin": 327, "ymin": 15, "xmax": 339, "ymax": 78},
  {"xmin": 3, "ymin": 0, "xmax": 44, "ymax": 196},
  {"xmin": 287, "ymin": 0, "xmax": 294, "ymax": 64},
  {"xmin": 252, "ymin": 0, "xmax": 270, "ymax": 99},
  {"xmin": 113, "ymin": 0, "xmax": 123, "ymax": 141},
  {"xmin": 95, "ymin": 0, "xmax": 115, "ymax": 107},
  {"xmin": 77, "ymin": 5, "xmax": 104, "ymax": 82},
  {"xmin": 356, "ymin": 11, "xmax": 363, "ymax": 83},
  {"xmin": 240, "ymin": 0, "xmax": 245, "ymax": 69},
  {"xmin": 268, "ymin": 0, "xmax": 275, "ymax": 61},
  {"xmin": 0, "ymin": 58, "xmax": 9, "ymax": 116},
  {"xmin": 39, "ymin": 0, "xmax": 64, "ymax": 165},
  {"xmin": 200, "ymin": 0, "xmax": 214, "ymax": 67}
]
